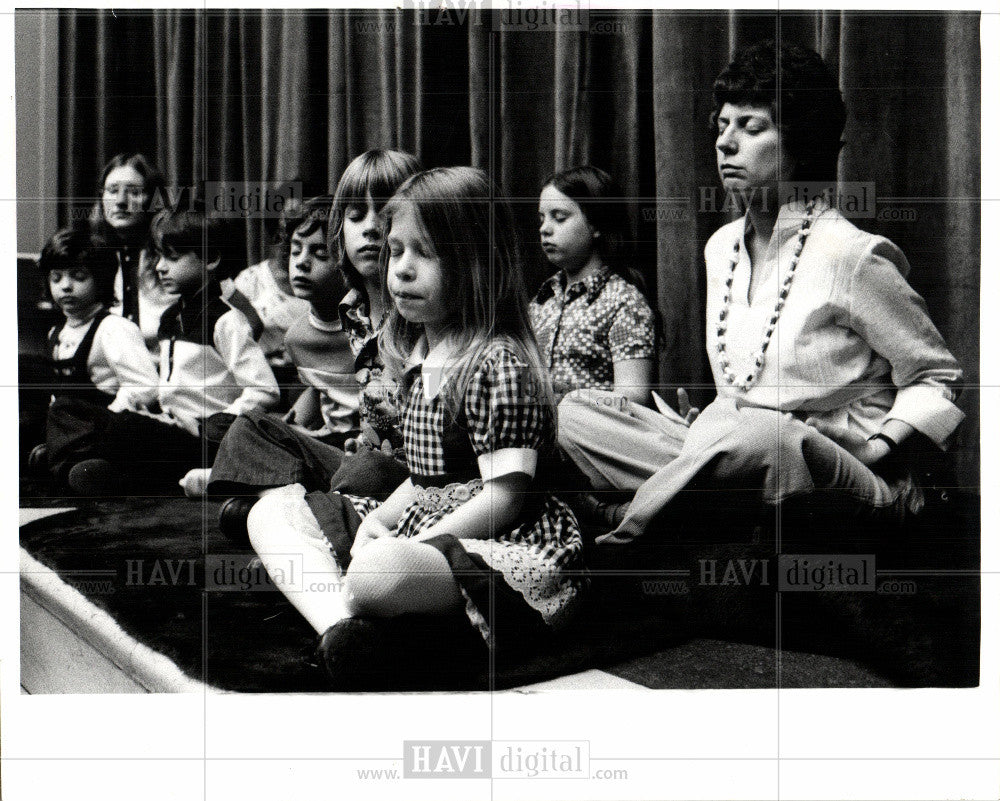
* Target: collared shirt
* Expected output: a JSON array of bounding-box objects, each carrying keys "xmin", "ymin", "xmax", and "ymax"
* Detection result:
[
  {"xmin": 401, "ymin": 335, "xmax": 451, "ymax": 402},
  {"xmin": 338, "ymin": 288, "xmax": 380, "ymax": 361},
  {"xmin": 157, "ymin": 282, "xmax": 279, "ymax": 435},
  {"xmin": 530, "ymin": 265, "xmax": 655, "ymax": 392},
  {"xmin": 704, "ymin": 200, "xmax": 964, "ymax": 448},
  {"xmin": 384, "ymin": 336, "xmax": 585, "ymax": 599}
]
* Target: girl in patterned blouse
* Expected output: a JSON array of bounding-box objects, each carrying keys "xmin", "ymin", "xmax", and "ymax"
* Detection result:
[
  {"xmin": 531, "ymin": 165, "xmax": 656, "ymax": 405},
  {"xmin": 248, "ymin": 167, "xmax": 587, "ymax": 673}
]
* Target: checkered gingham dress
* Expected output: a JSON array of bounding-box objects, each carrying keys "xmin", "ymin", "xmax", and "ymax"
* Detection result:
[{"xmin": 347, "ymin": 339, "xmax": 587, "ymax": 647}]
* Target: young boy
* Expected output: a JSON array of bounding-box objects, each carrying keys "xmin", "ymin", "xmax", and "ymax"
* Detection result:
[
  {"xmin": 205, "ymin": 153, "xmax": 423, "ymax": 535},
  {"xmin": 187, "ymin": 196, "xmax": 362, "ymax": 500},
  {"xmin": 31, "ymin": 227, "xmax": 160, "ymax": 484},
  {"xmin": 275, "ymin": 196, "xmax": 358, "ymax": 441},
  {"xmin": 49, "ymin": 201, "xmax": 280, "ymax": 495}
]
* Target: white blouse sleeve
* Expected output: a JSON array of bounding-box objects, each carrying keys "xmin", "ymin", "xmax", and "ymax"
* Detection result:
[
  {"xmin": 213, "ymin": 310, "xmax": 280, "ymax": 416},
  {"xmin": 93, "ymin": 316, "xmax": 160, "ymax": 412},
  {"xmin": 846, "ymin": 237, "xmax": 965, "ymax": 448}
]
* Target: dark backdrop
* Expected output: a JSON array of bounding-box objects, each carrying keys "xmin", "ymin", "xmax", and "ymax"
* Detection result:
[{"xmin": 46, "ymin": 9, "xmax": 980, "ymax": 486}]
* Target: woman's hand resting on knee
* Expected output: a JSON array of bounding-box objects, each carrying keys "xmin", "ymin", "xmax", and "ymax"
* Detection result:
[
  {"xmin": 677, "ymin": 388, "xmax": 700, "ymax": 425},
  {"xmin": 805, "ymin": 417, "xmax": 915, "ymax": 467}
]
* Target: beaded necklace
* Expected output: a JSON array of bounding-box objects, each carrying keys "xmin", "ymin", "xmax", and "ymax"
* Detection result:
[{"xmin": 716, "ymin": 201, "xmax": 818, "ymax": 391}]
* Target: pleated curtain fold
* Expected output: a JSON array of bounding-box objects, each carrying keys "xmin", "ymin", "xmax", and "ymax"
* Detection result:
[{"xmin": 51, "ymin": 9, "xmax": 981, "ymax": 485}]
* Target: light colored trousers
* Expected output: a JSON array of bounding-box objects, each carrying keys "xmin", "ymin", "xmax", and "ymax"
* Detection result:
[{"xmin": 557, "ymin": 391, "xmax": 916, "ymax": 544}]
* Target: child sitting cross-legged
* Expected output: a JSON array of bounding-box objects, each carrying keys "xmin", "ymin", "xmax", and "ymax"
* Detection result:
[
  {"xmin": 47, "ymin": 199, "xmax": 279, "ymax": 496},
  {"xmin": 181, "ymin": 195, "xmax": 360, "ymax": 499},
  {"xmin": 204, "ymin": 150, "xmax": 422, "ymax": 531},
  {"xmin": 31, "ymin": 227, "xmax": 160, "ymax": 490},
  {"xmin": 247, "ymin": 167, "xmax": 588, "ymax": 685}
]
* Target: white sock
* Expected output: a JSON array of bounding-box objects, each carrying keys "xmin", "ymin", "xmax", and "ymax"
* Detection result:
[
  {"xmin": 259, "ymin": 482, "xmax": 309, "ymax": 499},
  {"xmin": 247, "ymin": 489, "xmax": 351, "ymax": 634},
  {"xmin": 179, "ymin": 468, "xmax": 212, "ymax": 498}
]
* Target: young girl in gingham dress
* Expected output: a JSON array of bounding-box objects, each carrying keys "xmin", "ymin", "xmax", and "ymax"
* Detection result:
[{"xmin": 248, "ymin": 166, "xmax": 586, "ymax": 664}]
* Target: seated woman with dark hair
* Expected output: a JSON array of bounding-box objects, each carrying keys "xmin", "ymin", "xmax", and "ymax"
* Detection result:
[{"xmin": 558, "ymin": 40, "xmax": 965, "ymax": 542}]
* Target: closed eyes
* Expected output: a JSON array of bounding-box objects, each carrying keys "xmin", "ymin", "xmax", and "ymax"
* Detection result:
[{"xmin": 105, "ymin": 184, "xmax": 145, "ymax": 195}]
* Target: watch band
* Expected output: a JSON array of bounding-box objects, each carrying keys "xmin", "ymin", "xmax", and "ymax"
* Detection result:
[{"xmin": 868, "ymin": 432, "xmax": 897, "ymax": 451}]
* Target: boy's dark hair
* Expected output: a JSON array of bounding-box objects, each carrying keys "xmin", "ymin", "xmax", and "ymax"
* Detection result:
[
  {"xmin": 711, "ymin": 40, "xmax": 846, "ymax": 183},
  {"xmin": 90, "ymin": 152, "xmax": 166, "ymax": 246},
  {"xmin": 149, "ymin": 197, "xmax": 242, "ymax": 281},
  {"xmin": 39, "ymin": 226, "xmax": 119, "ymax": 307},
  {"xmin": 273, "ymin": 195, "xmax": 334, "ymax": 273}
]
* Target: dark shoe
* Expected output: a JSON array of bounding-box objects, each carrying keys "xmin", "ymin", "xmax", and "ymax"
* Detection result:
[
  {"xmin": 315, "ymin": 618, "xmax": 397, "ymax": 692},
  {"xmin": 218, "ymin": 497, "xmax": 257, "ymax": 544},
  {"xmin": 315, "ymin": 615, "xmax": 486, "ymax": 692},
  {"xmin": 27, "ymin": 444, "xmax": 48, "ymax": 474},
  {"xmin": 67, "ymin": 459, "xmax": 121, "ymax": 496},
  {"xmin": 572, "ymin": 492, "xmax": 630, "ymax": 530}
]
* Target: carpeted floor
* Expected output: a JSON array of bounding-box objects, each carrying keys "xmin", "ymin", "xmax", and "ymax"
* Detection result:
[
  {"xmin": 19, "ymin": 475, "xmax": 981, "ymax": 692},
  {"xmin": 19, "ymin": 489, "xmax": 680, "ymax": 691}
]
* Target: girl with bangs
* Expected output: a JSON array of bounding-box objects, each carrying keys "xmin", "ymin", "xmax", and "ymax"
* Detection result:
[
  {"xmin": 248, "ymin": 167, "xmax": 587, "ymax": 684},
  {"xmin": 532, "ymin": 165, "xmax": 657, "ymax": 404},
  {"xmin": 29, "ymin": 227, "xmax": 160, "ymax": 489}
]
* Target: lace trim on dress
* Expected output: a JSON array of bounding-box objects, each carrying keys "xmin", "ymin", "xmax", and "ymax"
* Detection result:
[{"xmin": 412, "ymin": 479, "xmax": 484, "ymax": 513}]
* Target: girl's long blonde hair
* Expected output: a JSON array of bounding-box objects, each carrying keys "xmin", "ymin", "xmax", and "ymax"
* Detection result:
[{"xmin": 379, "ymin": 166, "xmax": 555, "ymax": 421}]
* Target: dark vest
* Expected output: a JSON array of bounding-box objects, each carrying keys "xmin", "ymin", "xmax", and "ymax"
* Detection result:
[
  {"xmin": 48, "ymin": 310, "xmax": 115, "ymax": 406},
  {"xmin": 157, "ymin": 283, "xmax": 263, "ymax": 381}
]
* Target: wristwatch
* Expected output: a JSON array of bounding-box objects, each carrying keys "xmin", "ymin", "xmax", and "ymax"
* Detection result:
[{"xmin": 868, "ymin": 432, "xmax": 897, "ymax": 453}]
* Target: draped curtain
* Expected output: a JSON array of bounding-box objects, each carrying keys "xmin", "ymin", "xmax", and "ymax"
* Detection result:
[{"xmin": 53, "ymin": 9, "xmax": 981, "ymax": 485}]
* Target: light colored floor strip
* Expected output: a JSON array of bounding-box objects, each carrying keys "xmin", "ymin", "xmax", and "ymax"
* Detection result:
[
  {"xmin": 510, "ymin": 668, "xmax": 646, "ymax": 691},
  {"xmin": 20, "ymin": 549, "xmax": 214, "ymax": 694},
  {"xmin": 20, "ymin": 507, "xmax": 76, "ymax": 525}
]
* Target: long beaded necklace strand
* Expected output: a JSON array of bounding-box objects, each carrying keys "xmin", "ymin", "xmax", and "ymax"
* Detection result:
[{"xmin": 716, "ymin": 200, "xmax": 818, "ymax": 391}]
